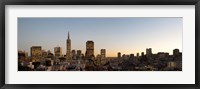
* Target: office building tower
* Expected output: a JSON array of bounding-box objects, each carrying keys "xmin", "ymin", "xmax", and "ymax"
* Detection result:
[
  {"xmin": 31, "ymin": 46, "xmax": 42, "ymax": 61},
  {"xmin": 173, "ymin": 49, "xmax": 180, "ymax": 56},
  {"xmin": 77, "ymin": 50, "xmax": 82, "ymax": 59},
  {"xmin": 54, "ymin": 47, "xmax": 62, "ymax": 58},
  {"xmin": 118, "ymin": 52, "xmax": 121, "ymax": 58},
  {"xmin": 137, "ymin": 53, "xmax": 139, "ymax": 57},
  {"xmin": 146, "ymin": 48, "xmax": 152, "ymax": 56},
  {"xmin": 66, "ymin": 32, "xmax": 71, "ymax": 60},
  {"xmin": 85, "ymin": 41, "xmax": 94, "ymax": 59},
  {"xmin": 42, "ymin": 50, "xmax": 48, "ymax": 58},
  {"xmin": 72, "ymin": 49, "xmax": 76, "ymax": 60},
  {"xmin": 31, "ymin": 46, "xmax": 42, "ymax": 57},
  {"xmin": 141, "ymin": 52, "xmax": 144, "ymax": 56},
  {"xmin": 130, "ymin": 54, "xmax": 134, "ymax": 59},
  {"xmin": 100, "ymin": 49, "xmax": 106, "ymax": 59}
]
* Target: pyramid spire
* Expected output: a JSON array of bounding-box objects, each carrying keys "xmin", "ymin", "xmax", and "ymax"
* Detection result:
[{"xmin": 68, "ymin": 31, "xmax": 70, "ymax": 39}]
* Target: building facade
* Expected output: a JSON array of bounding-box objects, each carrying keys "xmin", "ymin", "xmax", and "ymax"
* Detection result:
[
  {"xmin": 54, "ymin": 47, "xmax": 62, "ymax": 58},
  {"xmin": 42, "ymin": 50, "xmax": 48, "ymax": 58},
  {"xmin": 173, "ymin": 49, "xmax": 180, "ymax": 56},
  {"xmin": 66, "ymin": 32, "xmax": 71, "ymax": 60},
  {"xmin": 146, "ymin": 48, "xmax": 152, "ymax": 56},
  {"xmin": 117, "ymin": 52, "xmax": 121, "ymax": 59},
  {"xmin": 130, "ymin": 54, "xmax": 134, "ymax": 59},
  {"xmin": 136, "ymin": 53, "xmax": 139, "ymax": 57},
  {"xmin": 31, "ymin": 46, "xmax": 42, "ymax": 57},
  {"xmin": 85, "ymin": 41, "xmax": 94, "ymax": 59},
  {"xmin": 18, "ymin": 50, "xmax": 26, "ymax": 62},
  {"xmin": 31, "ymin": 46, "xmax": 42, "ymax": 61},
  {"xmin": 72, "ymin": 49, "xmax": 76, "ymax": 60},
  {"xmin": 77, "ymin": 50, "xmax": 82, "ymax": 59},
  {"xmin": 100, "ymin": 49, "xmax": 106, "ymax": 59}
]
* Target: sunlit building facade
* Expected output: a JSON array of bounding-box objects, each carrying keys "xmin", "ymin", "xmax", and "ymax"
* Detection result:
[{"xmin": 31, "ymin": 46, "xmax": 42, "ymax": 61}]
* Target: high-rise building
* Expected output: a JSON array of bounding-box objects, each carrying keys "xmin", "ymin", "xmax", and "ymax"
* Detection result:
[
  {"xmin": 72, "ymin": 49, "xmax": 76, "ymax": 60},
  {"xmin": 31, "ymin": 46, "xmax": 42, "ymax": 61},
  {"xmin": 146, "ymin": 48, "xmax": 152, "ymax": 56},
  {"xmin": 66, "ymin": 32, "xmax": 71, "ymax": 60},
  {"xmin": 54, "ymin": 47, "xmax": 62, "ymax": 58},
  {"xmin": 96, "ymin": 54, "xmax": 103, "ymax": 65},
  {"xmin": 42, "ymin": 50, "xmax": 48, "ymax": 58},
  {"xmin": 130, "ymin": 54, "xmax": 134, "ymax": 59},
  {"xmin": 122, "ymin": 54, "xmax": 129, "ymax": 60},
  {"xmin": 118, "ymin": 52, "xmax": 121, "ymax": 59},
  {"xmin": 173, "ymin": 49, "xmax": 180, "ymax": 56},
  {"xmin": 31, "ymin": 46, "xmax": 42, "ymax": 57},
  {"xmin": 85, "ymin": 41, "xmax": 94, "ymax": 59},
  {"xmin": 137, "ymin": 53, "xmax": 139, "ymax": 57},
  {"xmin": 77, "ymin": 50, "xmax": 81, "ymax": 56},
  {"xmin": 141, "ymin": 52, "xmax": 144, "ymax": 56},
  {"xmin": 18, "ymin": 50, "xmax": 25, "ymax": 59},
  {"xmin": 100, "ymin": 49, "xmax": 106, "ymax": 59},
  {"xmin": 122, "ymin": 54, "xmax": 125, "ymax": 59},
  {"xmin": 72, "ymin": 50, "xmax": 76, "ymax": 56},
  {"xmin": 47, "ymin": 50, "xmax": 54, "ymax": 60},
  {"xmin": 77, "ymin": 50, "xmax": 82, "ymax": 59}
]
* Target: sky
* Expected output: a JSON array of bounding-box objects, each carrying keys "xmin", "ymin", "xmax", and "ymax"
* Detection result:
[{"xmin": 18, "ymin": 17, "xmax": 182, "ymax": 57}]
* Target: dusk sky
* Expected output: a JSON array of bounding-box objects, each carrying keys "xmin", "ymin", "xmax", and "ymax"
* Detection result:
[{"xmin": 18, "ymin": 17, "xmax": 182, "ymax": 57}]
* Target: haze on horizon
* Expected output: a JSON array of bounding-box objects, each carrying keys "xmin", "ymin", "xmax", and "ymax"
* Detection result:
[{"xmin": 18, "ymin": 17, "xmax": 182, "ymax": 57}]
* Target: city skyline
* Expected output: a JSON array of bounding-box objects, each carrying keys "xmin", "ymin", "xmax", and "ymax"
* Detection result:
[{"xmin": 18, "ymin": 17, "xmax": 182, "ymax": 57}]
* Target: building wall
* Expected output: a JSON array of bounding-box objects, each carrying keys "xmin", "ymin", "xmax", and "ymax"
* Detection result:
[
  {"xmin": 31, "ymin": 46, "xmax": 42, "ymax": 61},
  {"xmin": 146, "ymin": 48, "xmax": 152, "ymax": 56},
  {"xmin": 85, "ymin": 41, "xmax": 94, "ymax": 58},
  {"xmin": 173, "ymin": 49, "xmax": 180, "ymax": 56},
  {"xmin": 118, "ymin": 52, "xmax": 121, "ymax": 58},
  {"xmin": 31, "ymin": 46, "xmax": 42, "ymax": 57},
  {"xmin": 101, "ymin": 49, "xmax": 106, "ymax": 59},
  {"xmin": 66, "ymin": 32, "xmax": 71, "ymax": 60},
  {"xmin": 54, "ymin": 47, "xmax": 62, "ymax": 58}
]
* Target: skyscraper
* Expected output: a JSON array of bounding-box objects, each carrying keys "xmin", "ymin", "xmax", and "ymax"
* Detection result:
[
  {"xmin": 66, "ymin": 32, "xmax": 71, "ymax": 60},
  {"xmin": 137, "ymin": 53, "xmax": 139, "ymax": 57},
  {"xmin": 130, "ymin": 54, "xmax": 134, "ymax": 59},
  {"xmin": 85, "ymin": 41, "xmax": 94, "ymax": 59},
  {"xmin": 77, "ymin": 50, "xmax": 82, "ymax": 59},
  {"xmin": 31, "ymin": 46, "xmax": 42, "ymax": 61},
  {"xmin": 118, "ymin": 52, "xmax": 121, "ymax": 59},
  {"xmin": 141, "ymin": 52, "xmax": 144, "ymax": 56},
  {"xmin": 18, "ymin": 50, "xmax": 26, "ymax": 60},
  {"xmin": 72, "ymin": 50, "xmax": 76, "ymax": 56},
  {"xmin": 173, "ymin": 49, "xmax": 180, "ymax": 56},
  {"xmin": 100, "ymin": 49, "xmax": 106, "ymax": 59},
  {"xmin": 146, "ymin": 48, "xmax": 152, "ymax": 56},
  {"xmin": 54, "ymin": 47, "xmax": 62, "ymax": 58},
  {"xmin": 72, "ymin": 49, "xmax": 76, "ymax": 60},
  {"xmin": 42, "ymin": 50, "xmax": 48, "ymax": 58},
  {"xmin": 31, "ymin": 46, "xmax": 42, "ymax": 57}
]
